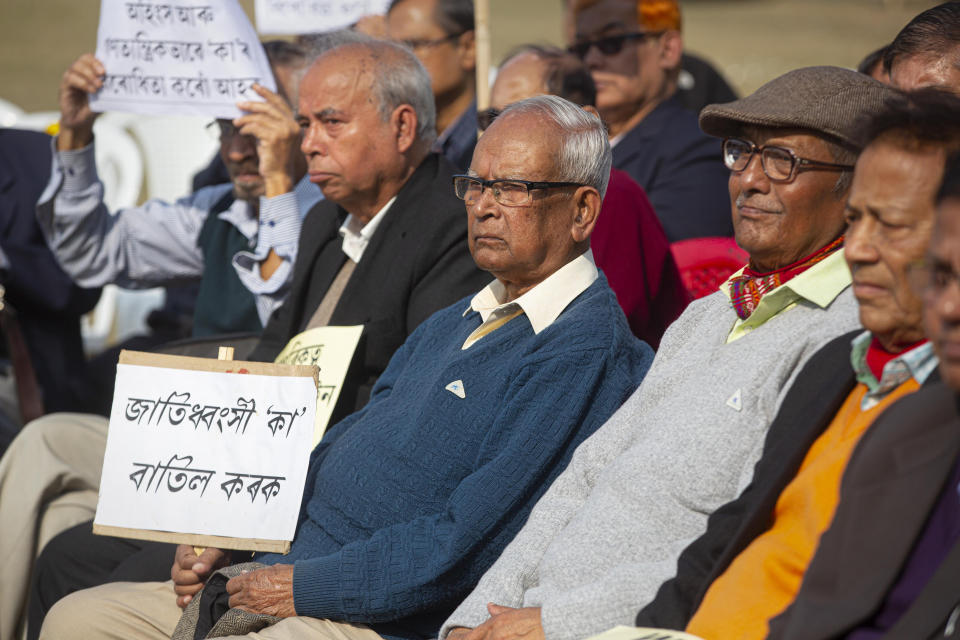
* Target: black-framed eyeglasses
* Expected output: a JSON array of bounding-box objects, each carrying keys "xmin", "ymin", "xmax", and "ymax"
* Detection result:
[
  {"xmin": 452, "ymin": 175, "xmax": 583, "ymax": 207},
  {"xmin": 908, "ymin": 256, "xmax": 960, "ymax": 296},
  {"xmin": 396, "ymin": 31, "xmax": 467, "ymax": 51},
  {"xmin": 477, "ymin": 108, "xmax": 501, "ymax": 132},
  {"xmin": 567, "ymin": 31, "xmax": 664, "ymax": 60},
  {"xmin": 722, "ymin": 138, "xmax": 855, "ymax": 183}
]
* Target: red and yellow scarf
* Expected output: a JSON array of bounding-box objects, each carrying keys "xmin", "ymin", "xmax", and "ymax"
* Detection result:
[{"xmin": 728, "ymin": 235, "xmax": 844, "ymax": 320}]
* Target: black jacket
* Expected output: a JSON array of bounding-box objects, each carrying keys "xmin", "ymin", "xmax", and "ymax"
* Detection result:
[
  {"xmin": 611, "ymin": 94, "xmax": 733, "ymax": 242},
  {"xmin": 249, "ymin": 153, "xmax": 488, "ymax": 425},
  {"xmin": 768, "ymin": 380, "xmax": 960, "ymax": 640},
  {"xmin": 0, "ymin": 128, "xmax": 100, "ymax": 417}
]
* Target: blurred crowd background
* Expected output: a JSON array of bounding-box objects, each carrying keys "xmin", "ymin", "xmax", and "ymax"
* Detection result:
[{"xmin": 1, "ymin": 0, "xmax": 940, "ymax": 112}]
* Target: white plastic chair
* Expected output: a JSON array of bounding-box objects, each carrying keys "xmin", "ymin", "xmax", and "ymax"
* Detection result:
[
  {"xmin": 0, "ymin": 98, "xmax": 24, "ymax": 128},
  {"xmin": 11, "ymin": 111, "xmax": 144, "ymax": 211},
  {"xmin": 120, "ymin": 115, "xmax": 220, "ymax": 202}
]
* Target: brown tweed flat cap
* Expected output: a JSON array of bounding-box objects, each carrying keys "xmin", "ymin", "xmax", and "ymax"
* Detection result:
[{"xmin": 699, "ymin": 66, "xmax": 900, "ymax": 149}]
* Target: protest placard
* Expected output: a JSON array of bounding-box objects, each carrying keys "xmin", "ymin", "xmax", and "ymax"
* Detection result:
[
  {"xmin": 93, "ymin": 351, "xmax": 318, "ymax": 553},
  {"xmin": 255, "ymin": 0, "xmax": 389, "ymax": 35},
  {"xmin": 90, "ymin": 0, "xmax": 276, "ymax": 118},
  {"xmin": 274, "ymin": 324, "xmax": 365, "ymax": 446}
]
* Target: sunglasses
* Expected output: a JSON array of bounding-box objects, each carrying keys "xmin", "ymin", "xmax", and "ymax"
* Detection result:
[{"xmin": 567, "ymin": 31, "xmax": 664, "ymax": 59}]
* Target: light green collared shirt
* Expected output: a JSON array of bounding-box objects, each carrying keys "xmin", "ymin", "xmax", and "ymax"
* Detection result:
[{"xmin": 720, "ymin": 249, "xmax": 852, "ymax": 344}]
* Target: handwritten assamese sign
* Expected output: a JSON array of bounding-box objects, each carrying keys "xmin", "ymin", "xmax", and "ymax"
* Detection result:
[
  {"xmin": 255, "ymin": 0, "xmax": 390, "ymax": 35},
  {"xmin": 90, "ymin": 0, "xmax": 276, "ymax": 118}
]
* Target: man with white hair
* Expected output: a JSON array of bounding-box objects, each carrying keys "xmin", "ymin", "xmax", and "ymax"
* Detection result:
[
  {"xmin": 440, "ymin": 66, "xmax": 892, "ymax": 640},
  {"xmin": 40, "ymin": 92, "xmax": 652, "ymax": 640}
]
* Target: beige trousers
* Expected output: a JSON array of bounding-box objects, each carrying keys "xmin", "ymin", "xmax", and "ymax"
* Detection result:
[
  {"xmin": 0, "ymin": 413, "xmax": 110, "ymax": 640},
  {"xmin": 41, "ymin": 580, "xmax": 385, "ymax": 640}
]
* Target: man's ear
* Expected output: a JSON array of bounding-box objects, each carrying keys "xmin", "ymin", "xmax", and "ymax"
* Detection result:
[
  {"xmin": 658, "ymin": 30, "xmax": 684, "ymax": 71},
  {"xmin": 393, "ymin": 104, "xmax": 418, "ymax": 153},
  {"xmin": 571, "ymin": 185, "xmax": 602, "ymax": 243},
  {"xmin": 458, "ymin": 29, "xmax": 477, "ymax": 73}
]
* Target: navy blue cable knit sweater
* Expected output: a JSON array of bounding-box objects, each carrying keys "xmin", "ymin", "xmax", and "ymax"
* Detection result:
[{"xmin": 256, "ymin": 275, "xmax": 653, "ymax": 640}]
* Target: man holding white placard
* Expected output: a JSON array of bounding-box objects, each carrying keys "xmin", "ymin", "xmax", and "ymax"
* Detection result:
[
  {"xmin": 38, "ymin": 41, "xmax": 320, "ymax": 333},
  {"xmin": 11, "ymin": 32, "xmax": 487, "ymax": 639},
  {"xmin": 42, "ymin": 89, "xmax": 652, "ymax": 640}
]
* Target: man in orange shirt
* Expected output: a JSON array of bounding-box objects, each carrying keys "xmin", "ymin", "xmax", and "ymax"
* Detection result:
[{"xmin": 635, "ymin": 90, "xmax": 960, "ymax": 639}]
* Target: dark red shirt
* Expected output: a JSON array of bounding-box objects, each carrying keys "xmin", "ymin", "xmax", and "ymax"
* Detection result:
[{"xmin": 591, "ymin": 169, "xmax": 689, "ymax": 348}]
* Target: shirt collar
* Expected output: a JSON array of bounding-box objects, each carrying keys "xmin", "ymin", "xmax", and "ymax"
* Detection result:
[
  {"xmin": 338, "ymin": 196, "xmax": 397, "ymax": 263},
  {"xmin": 217, "ymin": 197, "xmax": 258, "ymax": 241},
  {"xmin": 463, "ymin": 250, "xmax": 599, "ymax": 334},
  {"xmin": 851, "ymin": 330, "xmax": 939, "ymax": 396},
  {"xmin": 721, "ymin": 249, "xmax": 852, "ymax": 343}
]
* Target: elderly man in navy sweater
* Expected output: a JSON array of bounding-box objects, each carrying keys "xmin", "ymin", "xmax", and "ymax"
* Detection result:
[{"xmin": 40, "ymin": 94, "xmax": 652, "ymax": 640}]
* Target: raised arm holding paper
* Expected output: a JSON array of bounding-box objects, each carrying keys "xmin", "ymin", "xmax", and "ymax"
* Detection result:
[{"xmin": 40, "ymin": 43, "xmax": 317, "ymax": 332}]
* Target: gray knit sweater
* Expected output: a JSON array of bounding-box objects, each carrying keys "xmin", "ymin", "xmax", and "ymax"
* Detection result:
[{"xmin": 440, "ymin": 284, "xmax": 861, "ymax": 640}]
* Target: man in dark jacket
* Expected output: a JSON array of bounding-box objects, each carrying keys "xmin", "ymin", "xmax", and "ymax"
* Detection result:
[{"xmin": 566, "ymin": 0, "xmax": 731, "ymax": 241}]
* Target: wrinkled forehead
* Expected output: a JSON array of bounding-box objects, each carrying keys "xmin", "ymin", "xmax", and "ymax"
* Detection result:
[
  {"xmin": 736, "ymin": 125, "xmax": 836, "ymax": 154},
  {"xmin": 490, "ymin": 55, "xmax": 551, "ymax": 109},
  {"xmin": 474, "ymin": 112, "xmax": 561, "ymax": 174},
  {"xmin": 572, "ymin": 0, "xmax": 638, "ymax": 37},
  {"xmin": 300, "ymin": 51, "xmax": 376, "ymax": 112},
  {"xmin": 889, "ymin": 49, "xmax": 960, "ymax": 93}
]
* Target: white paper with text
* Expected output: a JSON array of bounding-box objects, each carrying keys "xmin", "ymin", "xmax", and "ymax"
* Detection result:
[
  {"xmin": 255, "ymin": 0, "xmax": 390, "ymax": 35},
  {"xmin": 94, "ymin": 365, "xmax": 316, "ymax": 542},
  {"xmin": 91, "ymin": 0, "xmax": 276, "ymax": 118}
]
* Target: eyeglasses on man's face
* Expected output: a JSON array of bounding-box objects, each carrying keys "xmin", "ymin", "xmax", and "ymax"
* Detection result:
[
  {"xmin": 452, "ymin": 175, "xmax": 583, "ymax": 207},
  {"xmin": 722, "ymin": 138, "xmax": 855, "ymax": 184},
  {"xmin": 567, "ymin": 31, "xmax": 663, "ymax": 60},
  {"xmin": 396, "ymin": 31, "xmax": 466, "ymax": 52}
]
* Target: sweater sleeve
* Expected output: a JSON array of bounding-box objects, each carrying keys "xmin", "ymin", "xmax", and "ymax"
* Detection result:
[
  {"xmin": 439, "ymin": 379, "xmax": 653, "ymax": 639},
  {"xmin": 290, "ymin": 346, "xmax": 637, "ymax": 622}
]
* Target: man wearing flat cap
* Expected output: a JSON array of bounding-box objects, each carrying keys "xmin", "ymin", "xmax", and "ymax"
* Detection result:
[
  {"xmin": 634, "ymin": 89, "xmax": 960, "ymax": 640},
  {"xmin": 440, "ymin": 66, "xmax": 894, "ymax": 640}
]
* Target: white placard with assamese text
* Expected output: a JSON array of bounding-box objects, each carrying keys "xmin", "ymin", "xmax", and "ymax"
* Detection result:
[
  {"xmin": 91, "ymin": 0, "xmax": 276, "ymax": 118},
  {"xmin": 95, "ymin": 364, "xmax": 316, "ymax": 542},
  {"xmin": 255, "ymin": 0, "xmax": 390, "ymax": 35}
]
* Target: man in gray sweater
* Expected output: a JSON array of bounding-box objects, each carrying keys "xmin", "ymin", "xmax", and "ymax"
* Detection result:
[{"xmin": 441, "ymin": 66, "xmax": 897, "ymax": 640}]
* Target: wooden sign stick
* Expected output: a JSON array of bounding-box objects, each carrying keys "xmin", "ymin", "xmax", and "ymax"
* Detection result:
[
  {"xmin": 193, "ymin": 345, "xmax": 234, "ymax": 557},
  {"xmin": 474, "ymin": 0, "xmax": 491, "ymax": 112}
]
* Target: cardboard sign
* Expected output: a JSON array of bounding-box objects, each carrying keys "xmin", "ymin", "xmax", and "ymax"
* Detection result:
[
  {"xmin": 91, "ymin": 0, "xmax": 276, "ymax": 118},
  {"xmin": 255, "ymin": 0, "xmax": 390, "ymax": 35},
  {"xmin": 93, "ymin": 351, "xmax": 317, "ymax": 553},
  {"xmin": 274, "ymin": 325, "xmax": 364, "ymax": 446}
]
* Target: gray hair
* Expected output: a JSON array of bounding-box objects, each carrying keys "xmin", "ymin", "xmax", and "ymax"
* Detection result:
[
  {"xmin": 296, "ymin": 29, "xmax": 375, "ymax": 60},
  {"xmin": 319, "ymin": 40, "xmax": 437, "ymax": 145},
  {"xmin": 290, "ymin": 30, "xmax": 375, "ymax": 107},
  {"xmin": 500, "ymin": 94, "xmax": 611, "ymax": 197}
]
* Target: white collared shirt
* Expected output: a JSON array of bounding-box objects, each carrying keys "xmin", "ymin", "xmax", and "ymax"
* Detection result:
[
  {"xmin": 338, "ymin": 196, "xmax": 397, "ymax": 263},
  {"xmin": 461, "ymin": 250, "xmax": 599, "ymax": 349}
]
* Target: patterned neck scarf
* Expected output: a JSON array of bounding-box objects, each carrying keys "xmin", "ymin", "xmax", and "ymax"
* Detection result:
[{"xmin": 728, "ymin": 235, "xmax": 844, "ymax": 320}]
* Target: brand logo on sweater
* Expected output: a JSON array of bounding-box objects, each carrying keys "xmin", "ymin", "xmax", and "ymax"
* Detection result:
[
  {"xmin": 726, "ymin": 388, "xmax": 742, "ymax": 412},
  {"xmin": 445, "ymin": 380, "xmax": 466, "ymax": 399}
]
